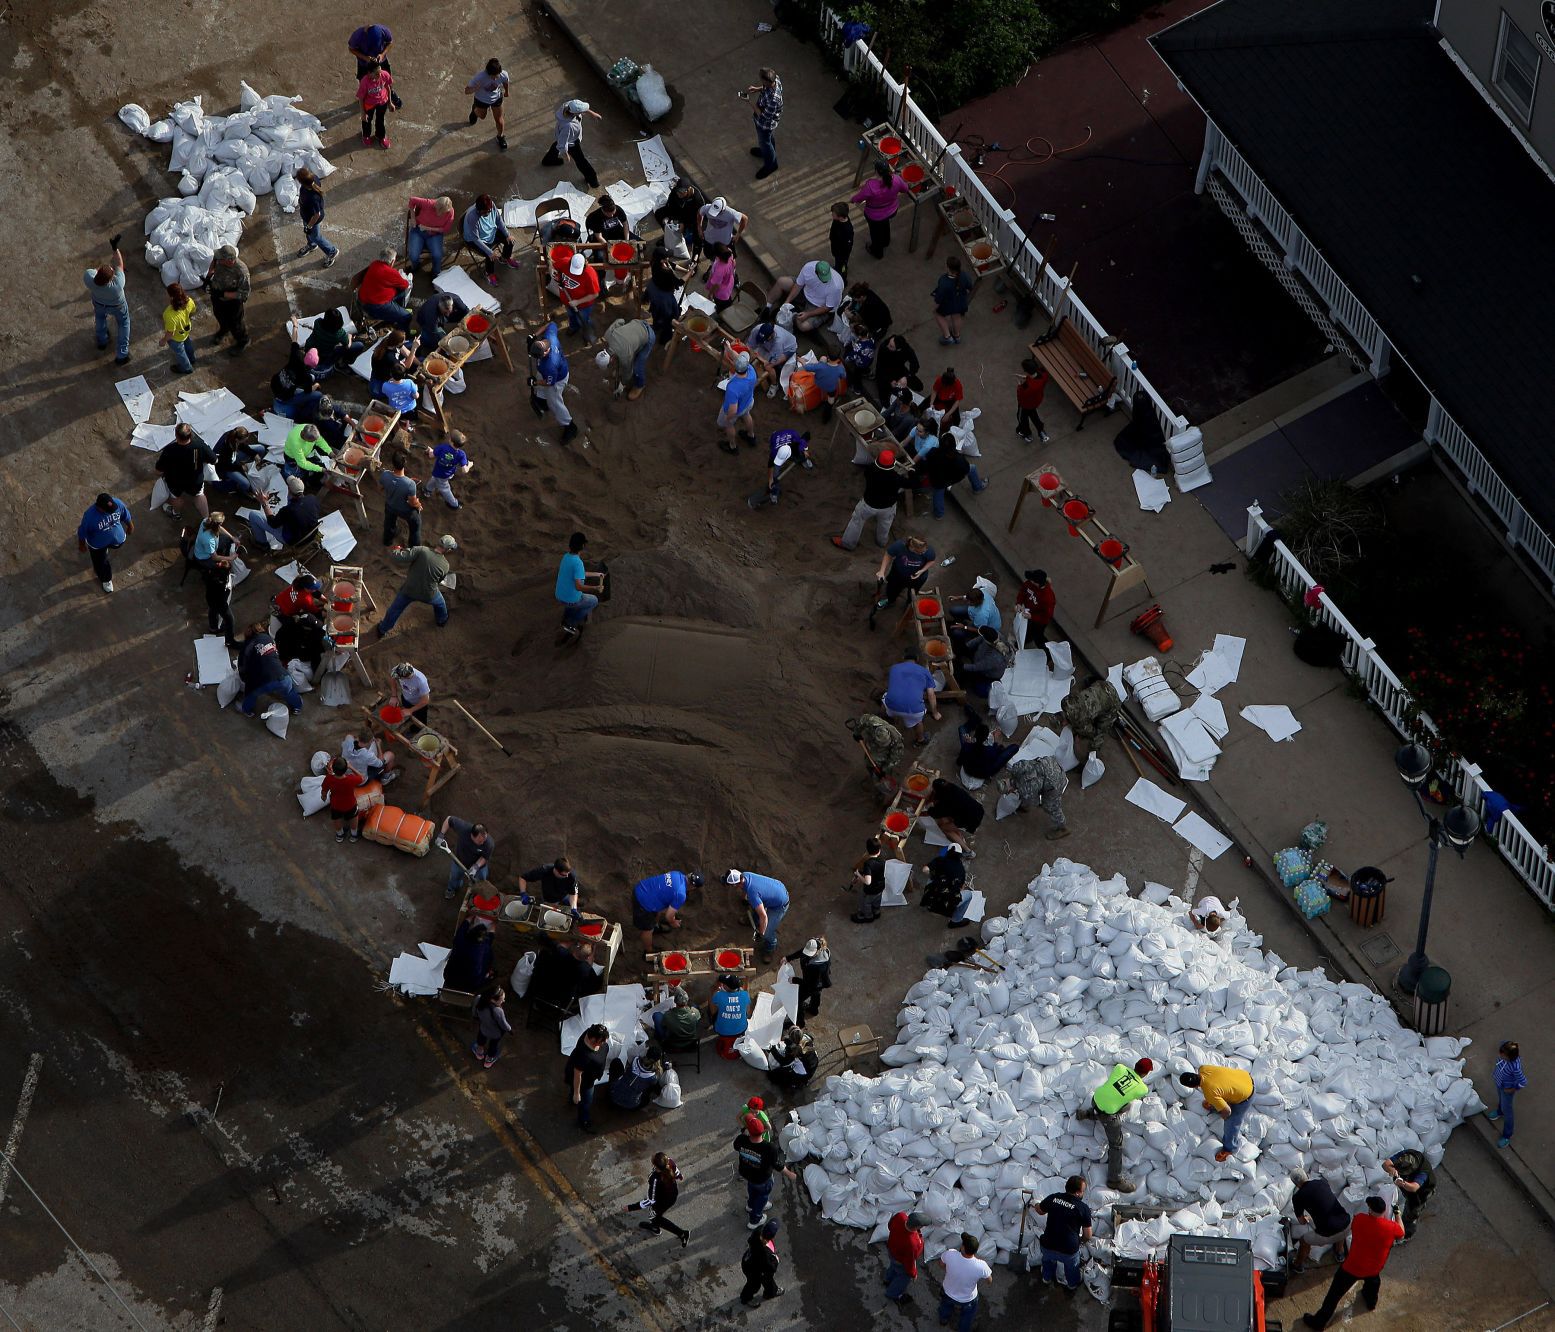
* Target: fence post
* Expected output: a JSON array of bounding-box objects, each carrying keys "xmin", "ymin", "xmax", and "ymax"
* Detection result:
[
  {"xmin": 1194, "ymin": 123, "xmax": 1217, "ymax": 194},
  {"xmin": 1244, "ymin": 502, "xmax": 1266, "ymax": 555}
]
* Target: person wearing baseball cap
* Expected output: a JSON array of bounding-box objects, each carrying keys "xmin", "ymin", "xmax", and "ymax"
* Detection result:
[
  {"xmin": 832, "ymin": 445, "xmax": 910, "ymax": 551},
  {"xmin": 1077, "ymin": 1057, "xmax": 1156, "ymax": 1191},
  {"xmin": 630, "ymin": 868, "xmax": 703, "ymax": 954},
  {"xmin": 543, "ymin": 97, "xmax": 602, "ymax": 187},
  {"xmin": 697, "ymin": 195, "xmax": 748, "ymax": 250},
  {"xmin": 761, "ymin": 257, "xmax": 844, "ymax": 335},
  {"xmin": 559, "ymin": 250, "xmax": 601, "ymax": 344},
  {"xmin": 732, "ymin": 1112, "xmax": 795, "ymax": 1232},
  {"xmin": 717, "ymin": 350, "xmax": 760, "ymax": 455},
  {"xmin": 726, "ymin": 868, "xmax": 789, "ymax": 962},
  {"xmin": 739, "ymin": 1217, "xmax": 785, "ymax": 1306},
  {"xmin": 205, "ymin": 243, "xmax": 251, "ymax": 356},
  {"xmin": 885, "ymin": 1209, "xmax": 929, "ymax": 1304},
  {"xmin": 708, "ymin": 971, "xmax": 751, "ymax": 1060},
  {"xmin": 376, "ymin": 535, "xmax": 457, "ymax": 638},
  {"xmin": 77, "ymin": 491, "xmax": 134, "ymax": 593}
]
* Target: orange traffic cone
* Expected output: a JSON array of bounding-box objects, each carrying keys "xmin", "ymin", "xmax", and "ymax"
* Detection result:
[{"xmin": 1130, "ymin": 604, "xmax": 1173, "ymax": 652}]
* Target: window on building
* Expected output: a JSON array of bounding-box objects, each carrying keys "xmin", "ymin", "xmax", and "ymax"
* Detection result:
[{"xmin": 1494, "ymin": 10, "xmax": 1540, "ymax": 125}]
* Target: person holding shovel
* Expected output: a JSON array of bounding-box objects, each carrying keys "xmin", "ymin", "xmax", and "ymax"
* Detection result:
[
  {"xmin": 631, "ymin": 869, "xmax": 702, "ymax": 954},
  {"xmin": 1076, "ymin": 1057, "xmax": 1154, "ymax": 1191},
  {"xmin": 438, "ymin": 815, "xmax": 496, "ymax": 901}
]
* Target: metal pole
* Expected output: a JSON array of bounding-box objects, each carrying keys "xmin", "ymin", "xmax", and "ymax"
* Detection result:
[{"xmin": 1397, "ymin": 825, "xmax": 1439, "ymax": 995}]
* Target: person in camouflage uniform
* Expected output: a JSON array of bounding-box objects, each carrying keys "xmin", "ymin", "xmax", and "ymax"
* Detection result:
[
  {"xmin": 849, "ymin": 714, "xmax": 904, "ymax": 792},
  {"xmin": 1004, "ymin": 754, "xmax": 1070, "ymax": 839},
  {"xmin": 1061, "ymin": 678, "xmax": 1123, "ymax": 752}
]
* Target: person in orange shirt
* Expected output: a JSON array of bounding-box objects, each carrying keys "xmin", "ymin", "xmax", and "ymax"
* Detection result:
[{"xmin": 560, "ymin": 252, "xmax": 601, "ymax": 345}]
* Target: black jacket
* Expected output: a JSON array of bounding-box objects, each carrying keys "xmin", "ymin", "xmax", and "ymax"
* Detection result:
[
  {"xmin": 784, "ymin": 949, "xmax": 833, "ymax": 997},
  {"xmin": 861, "ymin": 465, "xmax": 906, "ymax": 509}
]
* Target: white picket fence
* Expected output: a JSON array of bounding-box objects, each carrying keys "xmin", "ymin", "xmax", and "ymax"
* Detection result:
[
  {"xmin": 817, "ymin": 14, "xmax": 1188, "ymax": 440},
  {"xmin": 1245, "ymin": 503, "xmax": 1555, "ymax": 910}
]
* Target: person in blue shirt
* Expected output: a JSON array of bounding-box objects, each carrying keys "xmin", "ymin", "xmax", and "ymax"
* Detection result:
[
  {"xmin": 727, "ymin": 868, "xmax": 789, "ymax": 961},
  {"xmin": 426, "ymin": 431, "xmax": 473, "ymax": 509},
  {"xmin": 808, "ymin": 353, "xmax": 848, "ymax": 424},
  {"xmin": 869, "ymin": 535, "xmax": 937, "ymax": 629},
  {"xmin": 883, "ymin": 647, "xmax": 942, "ymax": 745},
  {"xmin": 529, "ymin": 323, "xmax": 577, "ymax": 442},
  {"xmin": 707, "ymin": 972, "xmax": 752, "ymax": 1059},
  {"xmin": 555, "ymin": 531, "xmax": 606, "ymax": 641},
  {"xmin": 463, "ymin": 194, "xmax": 518, "ymax": 284},
  {"xmin": 77, "ymin": 492, "xmax": 133, "ymax": 592},
  {"xmin": 718, "ymin": 351, "xmax": 759, "ymax": 454},
  {"xmin": 631, "ymin": 869, "xmax": 704, "ymax": 953},
  {"xmin": 949, "ymin": 586, "xmax": 1001, "ymax": 632}
]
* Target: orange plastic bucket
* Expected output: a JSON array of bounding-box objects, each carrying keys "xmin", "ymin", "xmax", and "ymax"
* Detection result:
[
  {"xmin": 463, "ymin": 313, "xmax": 490, "ymax": 336},
  {"xmin": 425, "ymin": 356, "xmax": 450, "ymax": 379},
  {"xmin": 970, "ymin": 240, "xmax": 994, "ymax": 263},
  {"xmin": 923, "ymin": 638, "xmax": 950, "ymax": 660},
  {"xmin": 662, "ymin": 952, "xmax": 689, "ymax": 972},
  {"xmin": 577, "ymin": 919, "xmax": 604, "ymax": 937},
  {"xmin": 880, "ymin": 135, "xmax": 903, "ymax": 157},
  {"xmin": 916, "ymin": 597, "xmax": 941, "ymax": 618},
  {"xmin": 715, "ymin": 949, "xmax": 744, "ymax": 971},
  {"xmin": 884, "ymin": 811, "xmax": 912, "ymax": 835},
  {"xmin": 378, "ymin": 704, "xmax": 405, "ymax": 725},
  {"xmin": 610, "ymin": 240, "xmax": 635, "ymax": 281},
  {"xmin": 905, "ymin": 773, "xmax": 932, "ymax": 798},
  {"xmin": 549, "ymin": 243, "xmax": 574, "ymax": 272},
  {"xmin": 361, "ymin": 413, "xmax": 386, "ymax": 445},
  {"xmin": 902, "ymin": 163, "xmax": 926, "ymax": 188}
]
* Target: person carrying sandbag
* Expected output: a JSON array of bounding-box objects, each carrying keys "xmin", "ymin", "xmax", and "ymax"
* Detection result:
[{"xmin": 1076, "ymin": 1057, "xmax": 1154, "ymax": 1191}]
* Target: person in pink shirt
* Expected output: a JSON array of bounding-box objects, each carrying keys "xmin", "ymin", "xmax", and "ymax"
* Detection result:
[
  {"xmin": 357, "ymin": 60, "xmax": 395, "ymax": 149},
  {"xmin": 851, "ymin": 161, "xmax": 913, "ymax": 259},
  {"xmin": 704, "ymin": 243, "xmax": 738, "ymax": 310},
  {"xmin": 405, "ymin": 195, "xmax": 456, "ymax": 277}
]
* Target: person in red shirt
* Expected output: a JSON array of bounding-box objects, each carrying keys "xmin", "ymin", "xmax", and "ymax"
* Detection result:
[
  {"xmin": 321, "ymin": 757, "xmax": 366, "ymax": 843},
  {"xmin": 358, "ymin": 248, "xmax": 412, "ymax": 329},
  {"xmin": 1015, "ymin": 569, "xmax": 1056, "ymax": 645},
  {"xmin": 559, "ymin": 252, "xmax": 601, "ymax": 345},
  {"xmin": 1015, "ymin": 357, "xmax": 1050, "ymax": 443},
  {"xmin": 275, "ymin": 572, "xmax": 323, "ymax": 621},
  {"xmin": 930, "ymin": 367, "xmax": 964, "ymax": 416},
  {"xmin": 1302, "ymin": 1196, "xmax": 1404, "ymax": 1329},
  {"xmin": 885, "ymin": 1210, "xmax": 926, "ymax": 1304}
]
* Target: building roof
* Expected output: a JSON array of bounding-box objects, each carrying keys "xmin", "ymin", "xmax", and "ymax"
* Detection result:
[{"xmin": 1153, "ymin": 0, "xmax": 1555, "ymax": 534}]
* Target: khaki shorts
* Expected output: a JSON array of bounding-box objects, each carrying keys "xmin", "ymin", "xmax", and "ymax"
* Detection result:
[{"xmin": 1292, "ymin": 1218, "xmax": 1351, "ymax": 1250}]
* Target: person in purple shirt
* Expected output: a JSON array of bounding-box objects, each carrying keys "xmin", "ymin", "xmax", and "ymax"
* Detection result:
[
  {"xmin": 77, "ymin": 493, "xmax": 133, "ymax": 593},
  {"xmin": 750, "ymin": 428, "xmax": 813, "ymax": 508},
  {"xmin": 348, "ymin": 23, "xmax": 402, "ymax": 107},
  {"xmin": 718, "ymin": 352, "xmax": 759, "ymax": 455},
  {"xmin": 852, "ymin": 161, "xmax": 913, "ymax": 258},
  {"xmin": 632, "ymin": 870, "xmax": 704, "ymax": 953}
]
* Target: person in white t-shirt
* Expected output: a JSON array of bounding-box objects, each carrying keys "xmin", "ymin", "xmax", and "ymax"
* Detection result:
[
  {"xmin": 937, "ymin": 1232, "xmax": 993, "ymax": 1331},
  {"xmin": 341, "ymin": 731, "xmax": 398, "ymax": 785},
  {"xmin": 392, "ymin": 661, "xmax": 431, "ymax": 723},
  {"xmin": 763, "ymin": 260, "xmax": 843, "ymax": 334},
  {"xmin": 465, "ymin": 58, "xmax": 511, "ymax": 150},
  {"xmin": 1190, "ymin": 895, "xmax": 1228, "ymax": 933}
]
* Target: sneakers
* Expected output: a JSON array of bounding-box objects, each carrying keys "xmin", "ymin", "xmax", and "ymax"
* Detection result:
[
  {"xmin": 336, "ymin": 829, "xmax": 347, "ymax": 843},
  {"xmin": 560, "ymin": 422, "xmax": 579, "ymax": 443},
  {"xmin": 114, "ymin": 354, "xmax": 131, "ymax": 365},
  {"xmin": 296, "ymin": 245, "xmax": 312, "ymax": 259},
  {"xmin": 470, "ymin": 1041, "xmax": 484, "ymax": 1058},
  {"xmin": 349, "ymin": 828, "xmax": 361, "ymax": 842},
  {"xmin": 481, "ymin": 1054, "xmax": 499, "ymax": 1068},
  {"xmin": 504, "ymin": 256, "xmax": 522, "ymax": 268},
  {"xmin": 718, "ymin": 439, "xmax": 738, "ymax": 455},
  {"xmin": 830, "ymin": 535, "xmax": 850, "ymax": 550},
  {"xmin": 1039, "ymin": 430, "xmax": 1051, "ymax": 442},
  {"xmin": 497, "ymin": 135, "xmax": 508, "ymax": 151},
  {"xmin": 444, "ymin": 884, "xmax": 457, "ymax": 900},
  {"xmin": 378, "ymin": 136, "xmax": 392, "ymax": 149},
  {"xmin": 680, "ymin": 1228, "xmax": 690, "ymax": 1249},
  {"xmin": 1498, "ymin": 1136, "xmax": 1512, "ymax": 1148},
  {"xmin": 1487, "ymin": 1110, "xmax": 1503, "ymax": 1122},
  {"xmin": 747, "ymin": 1211, "xmax": 769, "ymax": 1229},
  {"xmin": 362, "ymin": 135, "xmax": 373, "ymax": 146},
  {"xmin": 1017, "ymin": 431, "xmax": 1033, "ymax": 443},
  {"xmin": 749, "ymin": 147, "xmax": 765, "ymax": 158},
  {"xmin": 1214, "ymin": 1149, "xmax": 1232, "ymax": 1162},
  {"xmin": 485, "ymin": 274, "xmax": 499, "ymax": 286},
  {"xmin": 626, "ymin": 386, "xmax": 643, "ymax": 401},
  {"xmin": 101, "ymin": 579, "xmax": 115, "ymax": 593},
  {"xmin": 468, "ymin": 111, "xmax": 479, "ymax": 125},
  {"xmin": 755, "ymin": 165, "xmax": 778, "ymax": 179},
  {"xmin": 323, "ymin": 253, "xmax": 338, "ymax": 268}
]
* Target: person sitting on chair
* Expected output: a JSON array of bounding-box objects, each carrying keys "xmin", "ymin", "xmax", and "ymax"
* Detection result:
[
  {"xmin": 529, "ymin": 939, "xmax": 599, "ymax": 1016},
  {"xmin": 608, "ymin": 1042, "xmax": 667, "ymax": 1110},
  {"xmin": 652, "ymin": 986, "xmax": 702, "ymax": 1045},
  {"xmin": 245, "ymin": 475, "xmax": 319, "ymax": 551},
  {"xmin": 415, "ymin": 291, "xmax": 469, "ymax": 359},
  {"xmin": 444, "ymin": 915, "xmax": 495, "ymax": 991},
  {"xmin": 586, "ymin": 193, "xmax": 636, "ymax": 243},
  {"xmin": 304, "ymin": 307, "xmax": 364, "ymax": 376},
  {"xmin": 920, "ymin": 843, "xmax": 969, "ymax": 918},
  {"xmin": 357, "ymin": 247, "xmax": 412, "ymax": 329},
  {"xmin": 463, "ymin": 194, "xmax": 519, "ymax": 286},
  {"xmin": 765, "ymin": 1026, "xmax": 818, "ymax": 1090}
]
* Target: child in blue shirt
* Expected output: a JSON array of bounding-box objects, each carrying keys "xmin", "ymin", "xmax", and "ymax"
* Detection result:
[
  {"xmin": 426, "ymin": 430, "xmax": 474, "ymax": 509},
  {"xmin": 1488, "ymin": 1040, "xmax": 1528, "ymax": 1148}
]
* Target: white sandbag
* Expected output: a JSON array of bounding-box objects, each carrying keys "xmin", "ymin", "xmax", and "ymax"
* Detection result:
[
  {"xmin": 239, "ymin": 80, "xmax": 263, "ymax": 112},
  {"xmin": 262, "ymin": 703, "xmax": 290, "ymax": 739},
  {"xmin": 654, "ymin": 1065, "xmax": 682, "ymax": 1109},
  {"xmin": 216, "ymin": 669, "xmax": 243, "ymax": 710},
  {"xmin": 309, "ymin": 750, "xmax": 331, "ymax": 775},
  {"xmin": 635, "ymin": 65, "xmax": 672, "ymax": 122},
  {"xmin": 146, "ymin": 118, "xmax": 174, "ymax": 143},
  {"xmin": 995, "ymin": 791, "xmax": 1020, "ymax": 821},
  {"xmin": 509, "ymin": 950, "xmax": 537, "ymax": 998},
  {"xmin": 273, "ymin": 173, "xmax": 301, "ymax": 212},
  {"xmin": 1081, "ymin": 751, "xmax": 1105, "ymax": 789},
  {"xmin": 803, "ymin": 1163, "xmax": 830, "ymax": 1205},
  {"xmin": 296, "ymin": 774, "xmax": 326, "ymax": 815},
  {"xmin": 287, "ymin": 660, "xmax": 314, "ymax": 692},
  {"xmin": 119, "ymin": 104, "xmax": 152, "ymax": 135},
  {"xmin": 735, "ymin": 1034, "xmax": 770, "ymax": 1070},
  {"xmin": 177, "ymin": 169, "xmax": 201, "ymax": 196}
]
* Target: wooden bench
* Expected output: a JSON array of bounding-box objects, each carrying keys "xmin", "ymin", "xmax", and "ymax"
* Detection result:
[{"xmin": 1030, "ymin": 318, "xmax": 1117, "ymax": 429}]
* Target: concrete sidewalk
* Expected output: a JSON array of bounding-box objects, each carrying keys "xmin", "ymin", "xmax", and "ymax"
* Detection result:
[{"xmin": 545, "ymin": 0, "xmax": 1555, "ymax": 1232}]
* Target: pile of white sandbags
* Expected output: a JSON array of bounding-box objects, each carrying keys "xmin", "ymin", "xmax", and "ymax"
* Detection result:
[
  {"xmin": 783, "ymin": 860, "xmax": 1482, "ymax": 1270},
  {"xmin": 119, "ymin": 82, "xmax": 334, "ymax": 289}
]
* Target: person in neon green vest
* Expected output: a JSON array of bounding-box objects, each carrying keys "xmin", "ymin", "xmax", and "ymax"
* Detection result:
[{"xmin": 1075, "ymin": 1057, "xmax": 1154, "ymax": 1191}]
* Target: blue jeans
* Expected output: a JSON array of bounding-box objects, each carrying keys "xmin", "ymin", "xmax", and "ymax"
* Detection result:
[
  {"xmin": 449, "ymin": 860, "xmax": 490, "ymax": 895},
  {"xmin": 561, "ymin": 591, "xmax": 598, "ymax": 628},
  {"xmin": 746, "ymin": 1176, "xmax": 773, "ymax": 1226},
  {"xmin": 303, "ymin": 221, "xmax": 338, "ymax": 259},
  {"xmin": 379, "ymin": 590, "xmax": 449, "ymax": 634},
  {"xmin": 362, "ymin": 298, "xmax": 413, "ymax": 330},
  {"xmin": 407, "ymin": 227, "xmax": 444, "ymax": 274},
  {"xmin": 932, "ymin": 487, "xmax": 948, "ymax": 518},
  {"xmin": 884, "ymin": 1259, "xmax": 912, "ymax": 1300},
  {"xmin": 273, "ymin": 390, "xmax": 323, "ymax": 421},
  {"xmin": 576, "ymin": 1081, "xmax": 595, "ymax": 1128},
  {"xmin": 755, "ymin": 123, "xmax": 777, "ymax": 170},
  {"xmin": 969, "ymin": 464, "xmax": 986, "ymax": 492},
  {"xmin": 631, "ymin": 329, "xmax": 656, "ymax": 387},
  {"xmin": 753, "ymin": 901, "xmax": 787, "ymax": 954},
  {"xmin": 1498, "ymin": 1087, "xmax": 1518, "ymax": 1139},
  {"xmin": 241, "ymin": 677, "xmax": 303, "ymax": 716},
  {"xmin": 566, "ymin": 303, "xmax": 595, "ymax": 340},
  {"xmin": 937, "ymin": 1293, "xmax": 977, "ymax": 1332},
  {"xmin": 949, "ymin": 890, "xmax": 974, "ymax": 925},
  {"xmin": 245, "ymin": 511, "xmax": 290, "ymax": 550},
  {"xmin": 212, "ymin": 470, "xmax": 254, "ymax": 496},
  {"xmin": 95, "ymin": 303, "xmax": 131, "ymax": 357},
  {"xmin": 1040, "ymin": 1245, "xmax": 1080, "ymax": 1288},
  {"xmin": 1222, "ymin": 1098, "xmax": 1252, "ymax": 1152},
  {"xmin": 170, "ymin": 338, "xmax": 195, "ymax": 373}
]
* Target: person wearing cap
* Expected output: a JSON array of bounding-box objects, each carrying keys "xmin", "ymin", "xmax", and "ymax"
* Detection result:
[
  {"xmin": 750, "ymin": 427, "xmax": 812, "ymax": 509},
  {"xmin": 739, "ymin": 1218, "xmax": 784, "ymax": 1306},
  {"xmin": 1288, "ymin": 1167, "xmax": 1352, "ymax": 1273},
  {"xmin": 727, "ymin": 868, "xmax": 789, "ymax": 962},
  {"xmin": 732, "ymin": 1114, "xmax": 795, "ymax": 1230},
  {"xmin": 1180, "ymin": 1064, "xmax": 1256, "ymax": 1162},
  {"xmin": 358, "ymin": 247, "xmax": 413, "ymax": 329},
  {"xmin": 650, "ymin": 986, "xmax": 702, "ymax": 1045},
  {"xmin": 740, "ymin": 1096, "xmax": 773, "ymax": 1140},
  {"xmin": 1301, "ymin": 1196, "xmax": 1404, "ymax": 1329},
  {"xmin": 438, "ymin": 814, "xmax": 496, "ymax": 901},
  {"xmin": 782, "ymin": 938, "xmax": 832, "ymax": 1026},
  {"xmin": 601, "ymin": 313, "xmax": 655, "ymax": 400},
  {"xmin": 85, "ymin": 235, "xmax": 131, "ymax": 364},
  {"xmin": 205, "ymin": 245, "xmax": 251, "ymax": 356},
  {"xmin": 404, "ymin": 195, "xmax": 457, "ymax": 278},
  {"xmin": 544, "ymin": 98, "xmax": 603, "ymax": 188},
  {"xmin": 465, "ymin": 57, "xmax": 511, "ymax": 150},
  {"xmin": 379, "ymin": 450, "xmax": 422, "ymax": 549},
  {"xmin": 1077, "ymin": 1058, "xmax": 1155, "ymax": 1191},
  {"xmin": 763, "ymin": 259, "xmax": 844, "ymax": 334},
  {"xmin": 155, "ymin": 424, "xmax": 215, "ymax": 521},
  {"xmin": 558, "ymin": 250, "xmax": 602, "ymax": 342},
  {"xmin": 717, "ymin": 352, "xmax": 759, "ymax": 455},
  {"xmin": 462, "ymin": 195, "xmax": 519, "ymax": 287},
  {"xmin": 237, "ymin": 620, "xmax": 304, "ymax": 717},
  {"xmin": 745, "ymin": 67, "xmax": 783, "ymax": 179},
  {"xmin": 881, "ymin": 646, "xmax": 941, "ymax": 746},
  {"xmin": 376, "ymin": 535, "xmax": 457, "ymax": 638},
  {"xmin": 390, "ymin": 660, "xmax": 431, "ymax": 723},
  {"xmin": 632, "ymin": 869, "xmax": 702, "ymax": 955},
  {"xmin": 342, "ymin": 729, "xmax": 398, "ymax": 784},
  {"xmin": 697, "ymin": 196, "xmax": 747, "ymax": 250},
  {"xmin": 529, "ymin": 323, "xmax": 578, "ymax": 443},
  {"xmin": 832, "ymin": 446, "xmax": 909, "ymax": 551},
  {"xmin": 521, "ymin": 856, "xmax": 581, "ymax": 911},
  {"xmin": 556, "ymin": 531, "xmax": 606, "ymax": 639},
  {"xmin": 414, "ymin": 290, "xmax": 468, "ymax": 359},
  {"xmin": 852, "ymin": 160, "xmax": 913, "ymax": 259},
  {"xmin": 1014, "ymin": 569, "xmax": 1056, "ymax": 645},
  {"xmin": 655, "ymin": 176, "xmax": 707, "ymax": 259},
  {"xmin": 246, "ymin": 475, "xmax": 320, "ymax": 550},
  {"xmin": 708, "ymin": 972, "xmax": 751, "ymax": 1060},
  {"xmin": 884, "ymin": 1210, "xmax": 927, "ymax": 1305},
  {"xmin": 77, "ymin": 492, "xmax": 133, "ymax": 594},
  {"xmin": 272, "ymin": 344, "xmax": 326, "ymax": 423},
  {"xmin": 748, "ymin": 320, "xmax": 797, "ymax": 394}
]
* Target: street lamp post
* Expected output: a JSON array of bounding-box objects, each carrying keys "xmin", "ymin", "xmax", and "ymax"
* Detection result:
[{"xmin": 1393, "ymin": 742, "xmax": 1481, "ymax": 995}]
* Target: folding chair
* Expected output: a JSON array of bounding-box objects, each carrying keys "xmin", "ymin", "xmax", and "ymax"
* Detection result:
[
  {"xmin": 836, "ymin": 1023, "xmax": 881, "ymax": 1066},
  {"xmin": 719, "ymin": 280, "xmax": 769, "ymax": 338},
  {"xmin": 526, "ymin": 993, "xmax": 580, "ymax": 1031},
  {"xmin": 658, "ymin": 1027, "xmax": 704, "ymax": 1075}
]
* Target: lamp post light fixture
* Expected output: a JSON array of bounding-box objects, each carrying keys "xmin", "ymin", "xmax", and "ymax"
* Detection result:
[{"xmin": 1393, "ymin": 742, "xmax": 1481, "ymax": 995}]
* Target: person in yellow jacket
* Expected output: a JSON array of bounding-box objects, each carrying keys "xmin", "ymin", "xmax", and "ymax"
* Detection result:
[
  {"xmin": 1076, "ymin": 1057, "xmax": 1153, "ymax": 1191},
  {"xmin": 1180, "ymin": 1064, "xmax": 1255, "ymax": 1161},
  {"xmin": 284, "ymin": 422, "xmax": 334, "ymax": 483}
]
